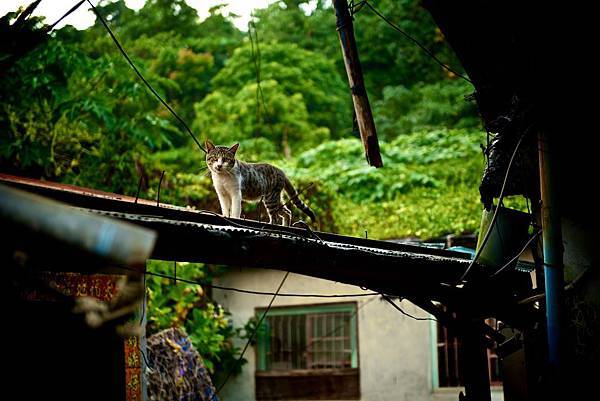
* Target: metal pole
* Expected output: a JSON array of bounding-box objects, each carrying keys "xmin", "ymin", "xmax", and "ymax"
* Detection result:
[{"xmin": 538, "ymin": 130, "xmax": 564, "ymax": 377}]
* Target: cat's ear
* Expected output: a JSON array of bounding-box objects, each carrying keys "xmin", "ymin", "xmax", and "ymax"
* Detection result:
[
  {"xmin": 205, "ymin": 139, "xmax": 215, "ymax": 152},
  {"xmin": 229, "ymin": 143, "xmax": 240, "ymax": 155}
]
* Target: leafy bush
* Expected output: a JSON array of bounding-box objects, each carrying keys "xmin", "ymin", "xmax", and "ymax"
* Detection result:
[
  {"xmin": 289, "ymin": 128, "xmax": 486, "ymax": 238},
  {"xmin": 146, "ymin": 260, "xmax": 244, "ymax": 380},
  {"xmin": 2, "ymin": 102, "xmax": 100, "ymax": 178},
  {"xmin": 375, "ymin": 80, "xmax": 480, "ymax": 140}
]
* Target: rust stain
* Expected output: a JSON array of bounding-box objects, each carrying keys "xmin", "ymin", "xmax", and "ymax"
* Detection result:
[{"xmin": 0, "ymin": 173, "xmax": 196, "ymax": 214}]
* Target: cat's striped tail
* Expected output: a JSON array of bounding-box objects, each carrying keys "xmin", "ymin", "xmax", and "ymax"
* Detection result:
[{"xmin": 283, "ymin": 178, "xmax": 316, "ymax": 222}]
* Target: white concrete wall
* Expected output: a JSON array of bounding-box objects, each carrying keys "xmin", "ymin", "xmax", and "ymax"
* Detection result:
[{"xmin": 212, "ymin": 268, "xmax": 503, "ymax": 401}]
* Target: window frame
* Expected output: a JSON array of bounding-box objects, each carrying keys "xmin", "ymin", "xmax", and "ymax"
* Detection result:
[
  {"xmin": 255, "ymin": 302, "xmax": 359, "ymax": 372},
  {"xmin": 430, "ymin": 317, "xmax": 503, "ymax": 390}
]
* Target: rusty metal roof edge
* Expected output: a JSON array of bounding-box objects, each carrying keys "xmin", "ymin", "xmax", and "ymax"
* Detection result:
[
  {"xmin": 0, "ymin": 173, "xmax": 472, "ymax": 261},
  {"xmin": 1, "ymin": 172, "xmax": 163, "ymax": 208}
]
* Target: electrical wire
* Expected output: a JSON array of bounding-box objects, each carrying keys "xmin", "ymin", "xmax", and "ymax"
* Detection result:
[
  {"xmin": 457, "ymin": 132, "xmax": 527, "ymax": 282},
  {"xmin": 248, "ymin": 17, "xmax": 268, "ymax": 130},
  {"xmin": 489, "ymin": 229, "xmax": 542, "ymax": 277},
  {"xmin": 294, "ymin": 294, "xmax": 379, "ymax": 360},
  {"xmin": 214, "ymin": 271, "xmax": 290, "ymax": 397},
  {"xmin": 85, "ymin": 0, "xmax": 206, "ymax": 153},
  {"xmin": 360, "ymin": 1, "xmax": 473, "ymax": 84},
  {"xmin": 381, "ymin": 294, "xmax": 438, "ymax": 322},
  {"xmin": 117, "ymin": 265, "xmax": 377, "ymax": 298},
  {"xmin": 268, "ymin": 182, "xmax": 314, "ymax": 220},
  {"xmin": 139, "ymin": 271, "xmax": 147, "ymax": 324},
  {"xmin": 48, "ymin": 0, "xmax": 85, "ymax": 30}
]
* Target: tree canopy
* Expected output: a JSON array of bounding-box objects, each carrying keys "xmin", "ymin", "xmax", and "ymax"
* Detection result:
[{"xmin": 0, "ymin": 0, "xmax": 493, "ymax": 384}]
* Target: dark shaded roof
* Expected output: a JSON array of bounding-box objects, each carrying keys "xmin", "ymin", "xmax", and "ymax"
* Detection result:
[{"xmin": 421, "ymin": 1, "xmax": 595, "ymax": 224}]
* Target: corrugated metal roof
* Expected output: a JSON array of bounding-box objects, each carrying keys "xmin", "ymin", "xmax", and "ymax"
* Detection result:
[{"xmin": 0, "ymin": 173, "xmax": 478, "ymax": 299}]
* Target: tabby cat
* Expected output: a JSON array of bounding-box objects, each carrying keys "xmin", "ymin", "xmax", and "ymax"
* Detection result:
[{"xmin": 205, "ymin": 140, "xmax": 316, "ymax": 226}]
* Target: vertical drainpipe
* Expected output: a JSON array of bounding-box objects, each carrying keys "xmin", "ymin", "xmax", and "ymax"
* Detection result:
[{"xmin": 538, "ymin": 130, "xmax": 564, "ymax": 380}]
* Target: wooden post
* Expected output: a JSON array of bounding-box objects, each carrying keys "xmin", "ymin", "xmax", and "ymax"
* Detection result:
[{"xmin": 333, "ymin": 0, "xmax": 383, "ymax": 168}]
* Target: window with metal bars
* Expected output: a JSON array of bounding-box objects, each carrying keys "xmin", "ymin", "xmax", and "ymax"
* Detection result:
[
  {"xmin": 255, "ymin": 303, "xmax": 360, "ymax": 399},
  {"xmin": 436, "ymin": 318, "xmax": 502, "ymax": 387},
  {"xmin": 256, "ymin": 302, "xmax": 358, "ymax": 372}
]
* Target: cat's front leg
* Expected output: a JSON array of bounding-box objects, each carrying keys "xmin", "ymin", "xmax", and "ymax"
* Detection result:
[
  {"xmin": 230, "ymin": 189, "xmax": 242, "ymax": 219},
  {"xmin": 216, "ymin": 188, "xmax": 231, "ymax": 217}
]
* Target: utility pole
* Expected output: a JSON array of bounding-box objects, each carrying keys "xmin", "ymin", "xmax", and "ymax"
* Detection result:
[{"xmin": 332, "ymin": 0, "xmax": 383, "ymax": 168}]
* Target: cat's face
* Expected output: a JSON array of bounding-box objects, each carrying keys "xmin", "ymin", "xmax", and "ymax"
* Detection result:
[{"xmin": 205, "ymin": 140, "xmax": 239, "ymax": 173}]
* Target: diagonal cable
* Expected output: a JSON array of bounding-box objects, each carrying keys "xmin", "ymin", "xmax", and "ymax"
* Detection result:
[{"xmin": 86, "ymin": 0, "xmax": 206, "ymax": 153}]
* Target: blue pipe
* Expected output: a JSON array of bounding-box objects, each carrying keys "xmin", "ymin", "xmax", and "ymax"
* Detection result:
[{"xmin": 538, "ymin": 131, "xmax": 564, "ymax": 372}]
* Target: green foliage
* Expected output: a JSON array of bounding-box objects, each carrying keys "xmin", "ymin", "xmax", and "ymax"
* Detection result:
[
  {"xmin": 2, "ymin": 101, "xmax": 100, "ymax": 178},
  {"xmin": 333, "ymin": 185, "xmax": 482, "ymax": 239},
  {"xmin": 1, "ymin": 0, "xmax": 490, "ymax": 383},
  {"xmin": 90, "ymin": 0, "xmax": 206, "ymax": 42},
  {"xmin": 294, "ymin": 129, "xmax": 481, "ymax": 199},
  {"xmin": 195, "ymin": 78, "xmax": 330, "ymax": 157},
  {"xmin": 288, "ymin": 128, "xmax": 486, "ymax": 238},
  {"xmin": 353, "ymin": 0, "xmax": 466, "ymax": 93},
  {"xmin": 253, "ymin": 1, "xmax": 340, "ymax": 61},
  {"xmin": 145, "ymin": 260, "xmax": 243, "ymax": 378},
  {"xmin": 126, "ymin": 33, "xmax": 216, "ymax": 124},
  {"xmin": 375, "ymin": 80, "xmax": 480, "ymax": 140},
  {"xmin": 209, "ymin": 41, "xmax": 349, "ymax": 136}
]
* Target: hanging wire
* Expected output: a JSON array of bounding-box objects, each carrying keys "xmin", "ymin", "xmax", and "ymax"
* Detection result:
[
  {"xmin": 134, "ymin": 173, "xmax": 144, "ymax": 204},
  {"xmin": 117, "ymin": 265, "xmax": 377, "ymax": 298},
  {"xmin": 48, "ymin": 0, "xmax": 86, "ymax": 30},
  {"xmin": 85, "ymin": 0, "xmax": 206, "ymax": 153},
  {"xmin": 139, "ymin": 271, "xmax": 147, "ymax": 325},
  {"xmin": 381, "ymin": 294, "xmax": 438, "ymax": 322},
  {"xmin": 457, "ymin": 132, "xmax": 528, "ymax": 282},
  {"xmin": 294, "ymin": 294, "xmax": 379, "ymax": 362},
  {"xmin": 359, "ymin": 1, "xmax": 473, "ymax": 84},
  {"xmin": 214, "ymin": 271, "xmax": 290, "ymax": 398},
  {"xmin": 156, "ymin": 170, "xmax": 165, "ymax": 207},
  {"xmin": 248, "ymin": 16, "xmax": 268, "ymax": 132},
  {"xmin": 349, "ymin": 0, "xmax": 368, "ymax": 17},
  {"xmin": 489, "ymin": 229, "xmax": 543, "ymax": 277}
]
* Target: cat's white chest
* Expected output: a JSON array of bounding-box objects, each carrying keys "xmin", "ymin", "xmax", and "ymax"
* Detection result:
[{"xmin": 212, "ymin": 170, "xmax": 241, "ymax": 195}]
